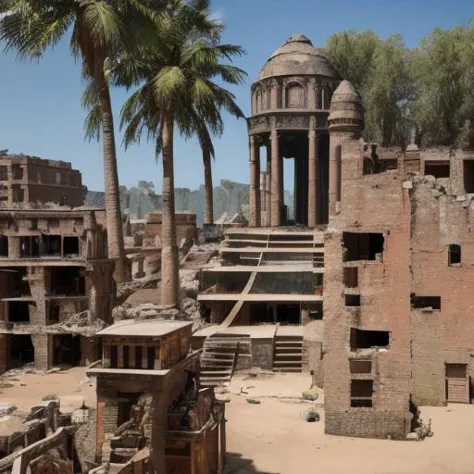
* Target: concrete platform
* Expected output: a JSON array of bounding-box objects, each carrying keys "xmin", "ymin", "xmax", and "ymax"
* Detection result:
[
  {"xmin": 198, "ymin": 293, "xmax": 323, "ymax": 302},
  {"xmin": 193, "ymin": 324, "xmax": 303, "ymax": 339},
  {"xmin": 203, "ymin": 265, "xmax": 324, "ymax": 273}
]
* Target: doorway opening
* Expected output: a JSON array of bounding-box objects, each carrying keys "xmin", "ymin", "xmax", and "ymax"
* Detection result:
[
  {"xmin": 52, "ymin": 335, "xmax": 81, "ymax": 367},
  {"xmin": 8, "ymin": 335, "xmax": 34, "ymax": 368}
]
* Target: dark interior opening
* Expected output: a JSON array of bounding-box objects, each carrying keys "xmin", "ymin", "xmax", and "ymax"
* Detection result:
[
  {"xmin": 43, "ymin": 235, "xmax": 61, "ymax": 256},
  {"xmin": 343, "ymin": 232, "xmax": 384, "ymax": 262},
  {"xmin": 117, "ymin": 392, "xmax": 140, "ymax": 427},
  {"xmin": 350, "ymin": 328, "xmax": 390, "ymax": 350},
  {"xmin": 250, "ymin": 303, "xmax": 273, "ymax": 324},
  {"xmin": 0, "ymin": 166, "xmax": 7, "ymax": 182},
  {"xmin": 8, "ymin": 301, "xmax": 32, "ymax": 323},
  {"xmin": 424, "ymin": 161, "xmax": 450, "ymax": 178},
  {"xmin": 276, "ymin": 303, "xmax": 300, "ymax": 325},
  {"xmin": 411, "ymin": 295, "xmax": 441, "ymax": 310},
  {"xmin": 464, "ymin": 160, "xmax": 474, "ymax": 193},
  {"xmin": 343, "ymin": 267, "xmax": 358, "ymax": 288},
  {"xmin": 345, "ymin": 295, "xmax": 361, "ymax": 307},
  {"xmin": 50, "ymin": 267, "xmax": 85, "ymax": 296},
  {"xmin": 110, "ymin": 345, "xmax": 118, "ymax": 368},
  {"xmin": 0, "ymin": 236, "xmax": 8, "ymax": 257},
  {"xmin": 350, "ymin": 379, "xmax": 373, "ymax": 408},
  {"xmin": 448, "ymin": 244, "xmax": 461, "ymax": 266},
  {"xmin": 135, "ymin": 346, "xmax": 143, "ymax": 369},
  {"xmin": 9, "ymin": 335, "xmax": 34, "ymax": 368},
  {"xmin": 52, "ymin": 335, "xmax": 81, "ymax": 367},
  {"xmin": 20, "ymin": 236, "xmax": 40, "ymax": 258},
  {"xmin": 63, "ymin": 236, "xmax": 80, "ymax": 257},
  {"xmin": 123, "ymin": 345, "xmax": 130, "ymax": 369},
  {"xmin": 147, "ymin": 346, "xmax": 155, "ymax": 369},
  {"xmin": 445, "ymin": 363, "xmax": 467, "ymax": 378},
  {"xmin": 50, "ymin": 304, "xmax": 60, "ymax": 323},
  {"xmin": 349, "ymin": 360, "xmax": 372, "ymax": 374},
  {"xmin": 4, "ymin": 267, "xmax": 30, "ymax": 297}
]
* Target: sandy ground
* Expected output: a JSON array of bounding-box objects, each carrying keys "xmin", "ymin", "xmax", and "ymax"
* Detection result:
[
  {"xmin": 225, "ymin": 373, "xmax": 474, "ymax": 474},
  {"xmin": 1, "ymin": 368, "xmax": 474, "ymax": 474}
]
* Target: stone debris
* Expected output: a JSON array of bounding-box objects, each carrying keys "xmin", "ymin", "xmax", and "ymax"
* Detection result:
[
  {"xmin": 305, "ymin": 410, "xmax": 320, "ymax": 423},
  {"xmin": 302, "ymin": 388, "xmax": 319, "ymax": 401},
  {"xmin": 246, "ymin": 398, "xmax": 261, "ymax": 405}
]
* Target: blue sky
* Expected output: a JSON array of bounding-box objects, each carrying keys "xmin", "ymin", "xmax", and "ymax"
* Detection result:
[{"xmin": 0, "ymin": 0, "xmax": 473, "ymax": 193}]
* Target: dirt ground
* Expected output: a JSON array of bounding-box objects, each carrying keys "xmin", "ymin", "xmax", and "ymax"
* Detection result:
[
  {"xmin": 1, "ymin": 369, "xmax": 474, "ymax": 474},
  {"xmin": 225, "ymin": 373, "xmax": 474, "ymax": 474}
]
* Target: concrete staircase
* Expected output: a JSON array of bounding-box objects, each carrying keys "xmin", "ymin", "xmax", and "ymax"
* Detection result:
[
  {"xmin": 273, "ymin": 335, "xmax": 303, "ymax": 372},
  {"xmin": 200, "ymin": 336, "xmax": 251, "ymax": 387}
]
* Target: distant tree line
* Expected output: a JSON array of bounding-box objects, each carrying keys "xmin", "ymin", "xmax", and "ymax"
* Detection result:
[{"xmin": 324, "ymin": 23, "xmax": 474, "ymax": 150}]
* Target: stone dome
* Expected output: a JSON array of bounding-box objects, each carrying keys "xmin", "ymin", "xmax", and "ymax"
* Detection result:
[
  {"xmin": 328, "ymin": 80, "xmax": 364, "ymax": 124},
  {"xmin": 257, "ymin": 34, "xmax": 340, "ymax": 81}
]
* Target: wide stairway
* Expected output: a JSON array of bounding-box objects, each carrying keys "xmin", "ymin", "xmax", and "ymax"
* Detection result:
[
  {"xmin": 273, "ymin": 335, "xmax": 303, "ymax": 372},
  {"xmin": 200, "ymin": 335, "xmax": 251, "ymax": 387}
]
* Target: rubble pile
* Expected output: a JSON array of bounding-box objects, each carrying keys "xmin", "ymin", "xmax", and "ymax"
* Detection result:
[{"xmin": 48, "ymin": 311, "xmax": 106, "ymax": 334}]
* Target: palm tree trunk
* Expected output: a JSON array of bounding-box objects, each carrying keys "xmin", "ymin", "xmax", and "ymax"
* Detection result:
[
  {"xmin": 161, "ymin": 110, "xmax": 180, "ymax": 307},
  {"xmin": 96, "ymin": 75, "xmax": 128, "ymax": 283},
  {"xmin": 203, "ymin": 146, "xmax": 213, "ymax": 225}
]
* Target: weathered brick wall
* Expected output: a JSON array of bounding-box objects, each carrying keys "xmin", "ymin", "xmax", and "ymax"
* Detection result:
[
  {"xmin": 323, "ymin": 137, "xmax": 412, "ymax": 439},
  {"xmin": 410, "ymin": 180, "xmax": 474, "ymax": 405}
]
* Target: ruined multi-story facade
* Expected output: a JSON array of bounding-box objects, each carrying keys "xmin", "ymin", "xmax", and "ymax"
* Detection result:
[
  {"xmin": 88, "ymin": 319, "xmax": 226, "ymax": 474},
  {"xmin": 0, "ymin": 209, "xmax": 115, "ymax": 373},
  {"xmin": 194, "ymin": 33, "xmax": 474, "ymax": 440},
  {"xmin": 0, "ymin": 153, "xmax": 86, "ymax": 207}
]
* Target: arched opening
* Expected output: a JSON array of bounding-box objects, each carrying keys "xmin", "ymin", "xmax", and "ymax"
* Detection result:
[{"xmin": 286, "ymin": 84, "xmax": 304, "ymax": 108}]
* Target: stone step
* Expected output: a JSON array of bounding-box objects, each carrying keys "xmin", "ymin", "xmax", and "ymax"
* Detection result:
[
  {"xmin": 202, "ymin": 352, "xmax": 235, "ymax": 358},
  {"xmin": 273, "ymin": 360, "xmax": 303, "ymax": 366},
  {"xmin": 201, "ymin": 369, "xmax": 233, "ymax": 376},
  {"xmin": 274, "ymin": 352, "xmax": 303, "ymax": 359},
  {"xmin": 273, "ymin": 367, "xmax": 302, "ymax": 373}
]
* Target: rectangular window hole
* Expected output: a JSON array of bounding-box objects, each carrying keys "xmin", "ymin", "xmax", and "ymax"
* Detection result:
[
  {"xmin": 350, "ymin": 380, "xmax": 373, "ymax": 408},
  {"xmin": 345, "ymin": 295, "xmax": 360, "ymax": 307},
  {"xmin": 349, "ymin": 360, "xmax": 372, "ymax": 374},
  {"xmin": 448, "ymin": 244, "xmax": 461, "ymax": 266},
  {"xmin": 411, "ymin": 295, "xmax": 441, "ymax": 310},
  {"xmin": 425, "ymin": 161, "xmax": 450, "ymax": 178},
  {"xmin": 464, "ymin": 160, "xmax": 474, "ymax": 193},
  {"xmin": 350, "ymin": 328, "xmax": 390, "ymax": 350},
  {"xmin": 63, "ymin": 236, "xmax": 79, "ymax": 257},
  {"xmin": 351, "ymin": 399, "xmax": 373, "ymax": 408},
  {"xmin": 343, "ymin": 232, "xmax": 384, "ymax": 262},
  {"xmin": 343, "ymin": 267, "xmax": 358, "ymax": 288}
]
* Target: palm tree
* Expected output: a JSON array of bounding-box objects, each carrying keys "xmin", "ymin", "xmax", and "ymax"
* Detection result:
[
  {"xmin": 118, "ymin": 0, "xmax": 246, "ymax": 307},
  {"xmin": 0, "ymin": 0, "xmax": 153, "ymax": 282}
]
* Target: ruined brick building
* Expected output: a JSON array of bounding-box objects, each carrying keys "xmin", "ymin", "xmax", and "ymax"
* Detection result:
[
  {"xmin": 0, "ymin": 209, "xmax": 115, "ymax": 373},
  {"xmin": 0, "ymin": 152, "xmax": 86, "ymax": 207},
  {"xmin": 195, "ymin": 34, "xmax": 474, "ymax": 439}
]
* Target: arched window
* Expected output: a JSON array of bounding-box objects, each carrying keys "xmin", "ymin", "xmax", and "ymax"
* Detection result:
[{"xmin": 286, "ymin": 84, "xmax": 304, "ymax": 108}]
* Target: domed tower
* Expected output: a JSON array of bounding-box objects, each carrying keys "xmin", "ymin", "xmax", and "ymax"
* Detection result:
[
  {"xmin": 327, "ymin": 80, "xmax": 364, "ymax": 216},
  {"xmin": 247, "ymin": 35, "xmax": 340, "ymax": 227}
]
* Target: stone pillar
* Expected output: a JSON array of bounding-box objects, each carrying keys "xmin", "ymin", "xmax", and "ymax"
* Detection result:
[
  {"xmin": 308, "ymin": 124, "xmax": 319, "ymax": 228},
  {"xmin": 8, "ymin": 237, "xmax": 20, "ymax": 259},
  {"xmin": 249, "ymin": 135, "xmax": 261, "ymax": 227},
  {"xmin": 329, "ymin": 141, "xmax": 342, "ymax": 217},
  {"xmin": 294, "ymin": 158, "xmax": 299, "ymax": 223},
  {"xmin": 308, "ymin": 78, "xmax": 317, "ymax": 109},
  {"xmin": 270, "ymin": 129, "xmax": 281, "ymax": 226},
  {"xmin": 265, "ymin": 145, "xmax": 272, "ymax": 226},
  {"xmin": 32, "ymin": 334, "xmax": 50, "ymax": 370}
]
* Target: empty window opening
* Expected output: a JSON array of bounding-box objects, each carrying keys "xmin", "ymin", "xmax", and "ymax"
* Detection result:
[
  {"xmin": 411, "ymin": 295, "xmax": 441, "ymax": 310},
  {"xmin": 8, "ymin": 301, "xmax": 32, "ymax": 323},
  {"xmin": 350, "ymin": 380, "xmax": 373, "ymax": 408},
  {"xmin": 63, "ymin": 236, "xmax": 79, "ymax": 257},
  {"xmin": 123, "ymin": 345, "xmax": 130, "ymax": 369},
  {"xmin": 43, "ymin": 235, "xmax": 61, "ymax": 257},
  {"xmin": 52, "ymin": 335, "xmax": 81, "ymax": 367},
  {"xmin": 448, "ymin": 244, "xmax": 461, "ymax": 266},
  {"xmin": 424, "ymin": 161, "xmax": 450, "ymax": 178},
  {"xmin": 12, "ymin": 186, "xmax": 24, "ymax": 203},
  {"xmin": 350, "ymin": 328, "xmax": 390, "ymax": 351},
  {"xmin": 0, "ymin": 236, "xmax": 8, "ymax": 257},
  {"xmin": 8, "ymin": 335, "xmax": 34, "ymax": 369},
  {"xmin": 349, "ymin": 360, "xmax": 372, "ymax": 374},
  {"xmin": 110, "ymin": 345, "xmax": 118, "ymax": 368},
  {"xmin": 250, "ymin": 303, "xmax": 274, "ymax": 324},
  {"xmin": 50, "ymin": 304, "xmax": 60, "ymax": 324},
  {"xmin": 5, "ymin": 267, "xmax": 30, "ymax": 297},
  {"xmin": 50, "ymin": 267, "xmax": 85, "ymax": 296},
  {"xmin": 0, "ymin": 166, "xmax": 7, "ymax": 181},
  {"xmin": 343, "ymin": 232, "xmax": 384, "ymax": 262},
  {"xmin": 20, "ymin": 236, "xmax": 40, "ymax": 258},
  {"xmin": 345, "ymin": 295, "xmax": 361, "ymax": 307},
  {"xmin": 464, "ymin": 160, "xmax": 474, "ymax": 193},
  {"xmin": 445, "ymin": 363, "xmax": 467, "ymax": 378},
  {"xmin": 343, "ymin": 267, "xmax": 358, "ymax": 288},
  {"xmin": 147, "ymin": 347, "xmax": 156, "ymax": 369},
  {"xmin": 135, "ymin": 346, "xmax": 143, "ymax": 369},
  {"xmin": 276, "ymin": 304, "xmax": 300, "ymax": 325}
]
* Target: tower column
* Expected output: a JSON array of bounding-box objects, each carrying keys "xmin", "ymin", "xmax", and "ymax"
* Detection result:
[
  {"xmin": 265, "ymin": 144, "xmax": 272, "ymax": 226},
  {"xmin": 249, "ymin": 135, "xmax": 261, "ymax": 227},
  {"xmin": 308, "ymin": 124, "xmax": 319, "ymax": 228},
  {"xmin": 270, "ymin": 129, "xmax": 281, "ymax": 227}
]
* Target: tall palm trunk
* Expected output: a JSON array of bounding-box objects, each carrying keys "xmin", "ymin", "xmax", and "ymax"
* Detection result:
[
  {"xmin": 96, "ymin": 73, "xmax": 128, "ymax": 282},
  {"xmin": 203, "ymin": 145, "xmax": 213, "ymax": 225},
  {"xmin": 161, "ymin": 110, "xmax": 180, "ymax": 307}
]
